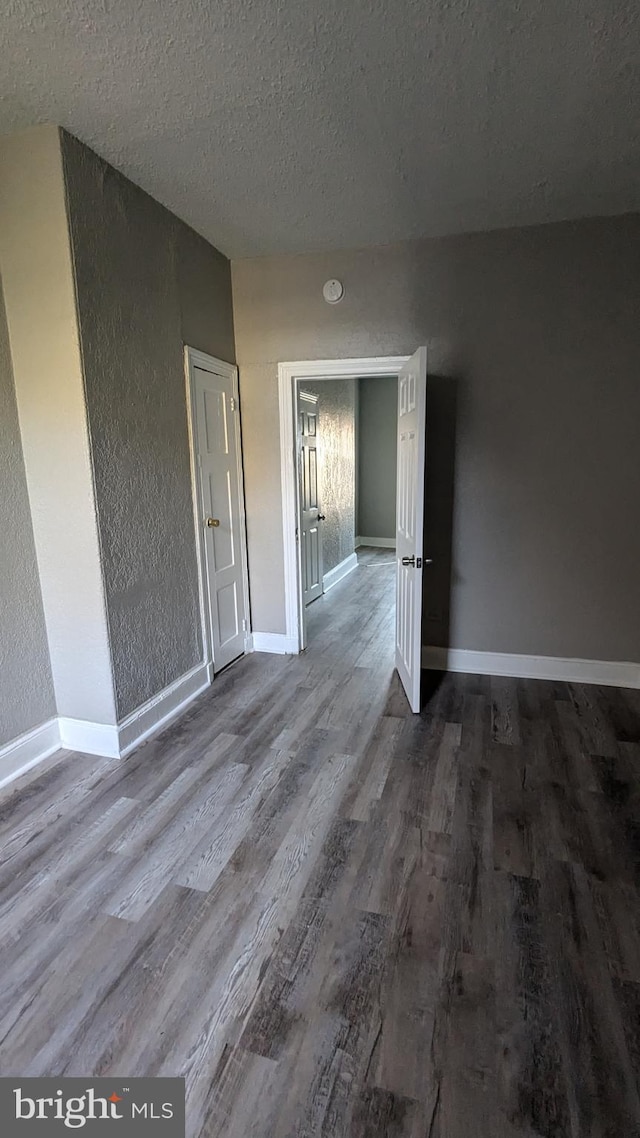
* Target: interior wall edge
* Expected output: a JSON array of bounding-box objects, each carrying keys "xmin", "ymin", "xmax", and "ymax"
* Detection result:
[{"xmin": 0, "ymin": 123, "xmax": 117, "ymax": 726}]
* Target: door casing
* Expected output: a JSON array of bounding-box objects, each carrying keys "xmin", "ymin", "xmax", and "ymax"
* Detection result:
[
  {"xmin": 278, "ymin": 356, "xmax": 410, "ymax": 652},
  {"xmin": 185, "ymin": 346, "xmax": 251, "ymax": 674}
]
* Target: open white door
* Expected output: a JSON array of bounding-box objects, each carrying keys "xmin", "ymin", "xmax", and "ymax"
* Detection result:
[
  {"xmin": 192, "ymin": 360, "xmax": 248, "ymax": 672},
  {"xmin": 298, "ymin": 390, "xmax": 324, "ymax": 606},
  {"xmin": 395, "ymin": 346, "xmax": 427, "ymax": 712}
]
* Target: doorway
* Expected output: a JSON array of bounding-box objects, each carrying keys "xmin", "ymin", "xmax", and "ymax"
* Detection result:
[
  {"xmin": 279, "ymin": 352, "xmax": 427, "ymax": 711},
  {"xmin": 297, "ymin": 375, "xmax": 396, "ymax": 624},
  {"xmin": 185, "ymin": 347, "xmax": 251, "ymax": 675}
]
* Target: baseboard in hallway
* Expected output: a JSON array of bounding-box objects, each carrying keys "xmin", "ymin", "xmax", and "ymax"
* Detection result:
[
  {"xmin": 322, "ymin": 552, "xmax": 358, "ymax": 592},
  {"xmin": 355, "ymin": 535, "xmax": 396, "ymax": 549}
]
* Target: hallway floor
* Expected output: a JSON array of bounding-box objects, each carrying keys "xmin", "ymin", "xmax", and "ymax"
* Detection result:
[{"xmin": 1, "ymin": 553, "xmax": 639, "ymax": 1136}]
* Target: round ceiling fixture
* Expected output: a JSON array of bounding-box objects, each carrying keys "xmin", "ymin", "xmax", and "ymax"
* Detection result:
[{"xmin": 322, "ymin": 279, "xmax": 344, "ymax": 304}]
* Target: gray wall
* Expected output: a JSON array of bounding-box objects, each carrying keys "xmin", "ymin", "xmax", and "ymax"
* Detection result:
[
  {"xmin": 357, "ymin": 377, "xmax": 397, "ymax": 542},
  {"xmin": 0, "ymin": 279, "xmax": 55, "ymax": 745},
  {"xmin": 62, "ymin": 131, "xmax": 236, "ymax": 719},
  {"xmin": 302, "ymin": 380, "xmax": 356, "ymax": 575},
  {"xmin": 232, "ymin": 214, "xmax": 640, "ymax": 662}
]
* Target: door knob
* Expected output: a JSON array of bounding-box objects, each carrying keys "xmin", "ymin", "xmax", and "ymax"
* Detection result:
[
  {"xmin": 318, "ymin": 514, "xmax": 326, "ymax": 521},
  {"xmin": 206, "ymin": 517, "xmax": 220, "ymax": 527}
]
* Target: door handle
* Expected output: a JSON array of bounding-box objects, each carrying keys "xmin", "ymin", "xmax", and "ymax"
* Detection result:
[
  {"xmin": 317, "ymin": 514, "xmax": 326, "ymax": 521},
  {"xmin": 401, "ymin": 556, "xmax": 431, "ymax": 567},
  {"xmin": 206, "ymin": 517, "xmax": 220, "ymax": 527}
]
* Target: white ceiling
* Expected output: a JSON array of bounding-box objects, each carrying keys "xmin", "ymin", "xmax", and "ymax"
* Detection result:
[{"xmin": 2, "ymin": 0, "xmax": 639, "ymax": 258}]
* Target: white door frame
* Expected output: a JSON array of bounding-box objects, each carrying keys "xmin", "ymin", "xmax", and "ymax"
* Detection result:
[
  {"xmin": 185, "ymin": 346, "xmax": 252, "ymax": 674},
  {"xmin": 278, "ymin": 356, "xmax": 410, "ymax": 652}
]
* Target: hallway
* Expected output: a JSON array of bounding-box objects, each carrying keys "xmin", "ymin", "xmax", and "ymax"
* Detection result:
[
  {"xmin": 0, "ymin": 557, "xmax": 639, "ymax": 1136},
  {"xmin": 305, "ymin": 544, "xmax": 395, "ymax": 650}
]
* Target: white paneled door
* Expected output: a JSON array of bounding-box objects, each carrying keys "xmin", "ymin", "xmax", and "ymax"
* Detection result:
[
  {"xmin": 298, "ymin": 390, "xmax": 324, "ymax": 606},
  {"xmin": 193, "ymin": 360, "xmax": 248, "ymax": 672},
  {"xmin": 395, "ymin": 346, "xmax": 428, "ymax": 712}
]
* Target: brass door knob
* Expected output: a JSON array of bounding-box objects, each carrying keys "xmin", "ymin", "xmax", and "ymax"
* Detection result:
[{"xmin": 206, "ymin": 517, "xmax": 220, "ymax": 527}]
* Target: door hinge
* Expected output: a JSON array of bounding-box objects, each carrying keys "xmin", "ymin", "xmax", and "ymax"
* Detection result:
[
  {"xmin": 242, "ymin": 618, "xmax": 247, "ymax": 631},
  {"xmin": 230, "ymin": 396, "xmax": 237, "ymax": 412}
]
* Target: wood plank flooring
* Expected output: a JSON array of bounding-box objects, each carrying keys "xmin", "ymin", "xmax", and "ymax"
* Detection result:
[{"xmin": 1, "ymin": 547, "xmax": 639, "ymax": 1136}]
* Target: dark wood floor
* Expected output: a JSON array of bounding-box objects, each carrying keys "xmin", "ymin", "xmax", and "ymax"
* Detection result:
[{"xmin": 1, "ymin": 547, "xmax": 639, "ymax": 1136}]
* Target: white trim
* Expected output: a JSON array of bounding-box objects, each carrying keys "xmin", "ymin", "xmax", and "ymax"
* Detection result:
[
  {"xmin": 422, "ymin": 646, "xmax": 640, "ymax": 688},
  {"xmin": 0, "ymin": 661, "xmax": 214, "ymax": 790},
  {"xmin": 0, "ymin": 718, "xmax": 61, "ymax": 793},
  {"xmin": 59, "ymin": 662, "xmax": 212, "ymax": 762},
  {"xmin": 356, "ymin": 536, "xmax": 396, "ymax": 549},
  {"xmin": 58, "ymin": 661, "xmax": 213, "ymax": 759},
  {"xmin": 249, "ymin": 632, "xmax": 298, "ymax": 655},
  {"xmin": 184, "ymin": 347, "xmax": 216, "ymax": 671},
  {"xmin": 184, "ymin": 348, "xmax": 253, "ymax": 667},
  {"xmin": 58, "ymin": 717, "xmax": 120, "ymax": 759},
  {"xmin": 279, "ymin": 356, "xmax": 409, "ymax": 654},
  {"xmin": 279, "ymin": 362, "xmax": 302, "ymax": 655},
  {"xmin": 323, "ymin": 552, "xmax": 358, "ymax": 592},
  {"xmin": 117, "ymin": 661, "xmax": 212, "ymax": 756}
]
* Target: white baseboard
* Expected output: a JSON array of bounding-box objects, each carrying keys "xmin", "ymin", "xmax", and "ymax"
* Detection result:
[
  {"xmin": 422, "ymin": 646, "xmax": 640, "ymax": 689},
  {"xmin": 117, "ymin": 660, "xmax": 212, "ymax": 757},
  {"xmin": 0, "ymin": 717, "xmax": 61, "ymax": 793},
  {"xmin": 58, "ymin": 717, "xmax": 120, "ymax": 759},
  {"xmin": 323, "ymin": 552, "xmax": 358, "ymax": 592},
  {"xmin": 0, "ymin": 661, "xmax": 214, "ymax": 792},
  {"xmin": 356, "ymin": 536, "xmax": 396, "ymax": 549},
  {"xmin": 249, "ymin": 632, "xmax": 298, "ymax": 655}
]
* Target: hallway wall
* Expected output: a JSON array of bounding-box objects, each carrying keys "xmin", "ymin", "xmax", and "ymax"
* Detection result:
[{"xmin": 357, "ymin": 376, "xmax": 397, "ymax": 542}]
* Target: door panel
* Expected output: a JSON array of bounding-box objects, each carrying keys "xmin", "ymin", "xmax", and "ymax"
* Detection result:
[
  {"xmin": 395, "ymin": 347, "xmax": 427, "ymax": 712},
  {"xmin": 194, "ymin": 364, "xmax": 247, "ymax": 671},
  {"xmin": 298, "ymin": 391, "xmax": 323, "ymax": 605}
]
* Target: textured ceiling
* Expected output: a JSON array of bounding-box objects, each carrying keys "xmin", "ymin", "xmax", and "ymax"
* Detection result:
[{"xmin": 2, "ymin": 0, "xmax": 639, "ymax": 257}]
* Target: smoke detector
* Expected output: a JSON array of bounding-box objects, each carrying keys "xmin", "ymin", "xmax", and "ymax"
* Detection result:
[{"xmin": 322, "ymin": 279, "xmax": 344, "ymax": 304}]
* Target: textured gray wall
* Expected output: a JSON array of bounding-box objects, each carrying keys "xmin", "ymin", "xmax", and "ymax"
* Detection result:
[
  {"xmin": 357, "ymin": 377, "xmax": 397, "ymax": 541},
  {"xmin": 0, "ymin": 279, "xmax": 55, "ymax": 745},
  {"xmin": 62, "ymin": 132, "xmax": 236, "ymax": 718},
  {"xmin": 232, "ymin": 214, "xmax": 640, "ymax": 661},
  {"xmin": 302, "ymin": 380, "xmax": 356, "ymax": 575}
]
